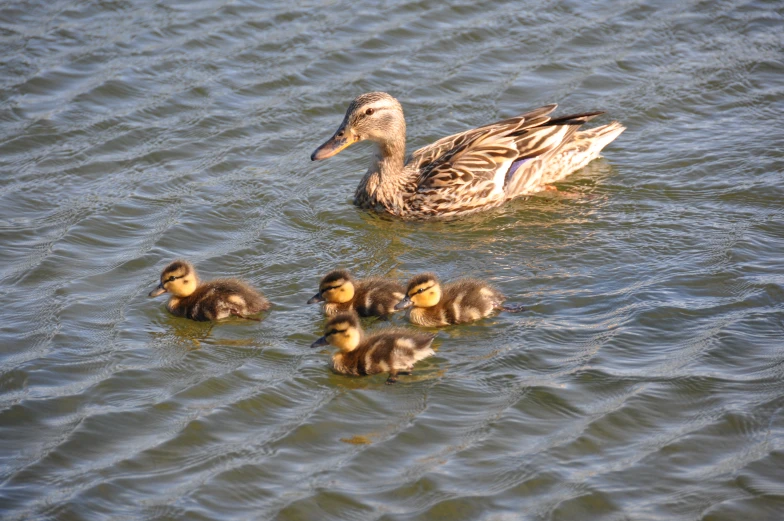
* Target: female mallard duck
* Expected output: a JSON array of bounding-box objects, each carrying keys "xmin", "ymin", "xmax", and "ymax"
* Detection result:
[
  {"xmin": 394, "ymin": 273, "xmax": 525, "ymax": 327},
  {"xmin": 148, "ymin": 260, "xmax": 270, "ymax": 321},
  {"xmin": 307, "ymin": 269, "xmax": 405, "ymax": 318},
  {"xmin": 310, "ymin": 312, "xmax": 436, "ymax": 384},
  {"xmin": 311, "ymin": 92, "xmax": 624, "ymax": 219}
]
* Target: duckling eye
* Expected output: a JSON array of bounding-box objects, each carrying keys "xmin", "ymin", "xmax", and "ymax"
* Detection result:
[
  {"xmin": 167, "ymin": 276, "xmax": 176, "ymax": 282},
  {"xmin": 365, "ymin": 108, "xmax": 374, "ymax": 116}
]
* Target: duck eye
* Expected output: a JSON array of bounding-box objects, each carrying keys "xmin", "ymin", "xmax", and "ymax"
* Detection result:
[
  {"xmin": 168, "ymin": 276, "xmax": 176, "ymax": 282},
  {"xmin": 365, "ymin": 108, "xmax": 374, "ymax": 116}
]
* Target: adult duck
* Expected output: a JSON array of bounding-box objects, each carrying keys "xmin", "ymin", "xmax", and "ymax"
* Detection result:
[{"xmin": 311, "ymin": 92, "xmax": 624, "ymax": 219}]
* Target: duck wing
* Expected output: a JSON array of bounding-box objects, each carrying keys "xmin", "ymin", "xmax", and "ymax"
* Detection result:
[
  {"xmin": 407, "ymin": 104, "xmax": 558, "ymax": 172},
  {"xmin": 406, "ymin": 105, "xmax": 604, "ymax": 211}
]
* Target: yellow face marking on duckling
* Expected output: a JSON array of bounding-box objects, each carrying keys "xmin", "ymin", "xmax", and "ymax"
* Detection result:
[
  {"xmin": 320, "ymin": 279, "xmax": 355, "ymax": 304},
  {"xmin": 408, "ymin": 281, "xmax": 442, "ymax": 308},
  {"xmin": 165, "ymin": 273, "xmax": 197, "ymax": 298},
  {"xmin": 324, "ymin": 321, "xmax": 361, "ymax": 352},
  {"xmin": 151, "ymin": 263, "xmax": 198, "ymax": 298}
]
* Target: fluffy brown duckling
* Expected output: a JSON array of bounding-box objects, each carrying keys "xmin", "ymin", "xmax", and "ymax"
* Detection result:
[
  {"xmin": 307, "ymin": 269, "xmax": 405, "ymax": 318},
  {"xmin": 148, "ymin": 260, "xmax": 270, "ymax": 321},
  {"xmin": 394, "ymin": 273, "xmax": 525, "ymax": 327},
  {"xmin": 310, "ymin": 312, "xmax": 436, "ymax": 384}
]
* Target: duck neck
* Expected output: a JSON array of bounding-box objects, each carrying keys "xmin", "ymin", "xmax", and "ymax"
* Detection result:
[
  {"xmin": 376, "ymin": 139, "xmax": 407, "ymax": 184},
  {"xmin": 356, "ymin": 131, "xmax": 409, "ymax": 212},
  {"xmin": 377, "ymin": 136, "xmax": 406, "ymax": 176}
]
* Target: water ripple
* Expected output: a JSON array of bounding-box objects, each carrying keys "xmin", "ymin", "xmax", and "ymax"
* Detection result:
[{"xmin": 1, "ymin": 0, "xmax": 783, "ymax": 519}]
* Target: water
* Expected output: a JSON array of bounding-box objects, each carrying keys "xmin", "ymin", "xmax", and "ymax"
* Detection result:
[{"xmin": 1, "ymin": 0, "xmax": 782, "ymax": 519}]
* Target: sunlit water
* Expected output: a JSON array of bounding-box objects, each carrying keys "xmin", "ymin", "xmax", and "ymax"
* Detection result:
[{"xmin": 1, "ymin": 0, "xmax": 783, "ymax": 519}]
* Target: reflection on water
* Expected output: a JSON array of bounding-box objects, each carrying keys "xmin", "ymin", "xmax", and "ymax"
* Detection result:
[{"xmin": 1, "ymin": 0, "xmax": 783, "ymax": 519}]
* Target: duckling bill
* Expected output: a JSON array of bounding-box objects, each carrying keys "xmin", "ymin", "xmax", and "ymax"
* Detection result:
[
  {"xmin": 311, "ymin": 312, "xmax": 435, "ymax": 384},
  {"xmin": 308, "ymin": 269, "xmax": 405, "ymax": 319},
  {"xmin": 395, "ymin": 273, "xmax": 525, "ymax": 327},
  {"xmin": 149, "ymin": 260, "xmax": 270, "ymax": 321}
]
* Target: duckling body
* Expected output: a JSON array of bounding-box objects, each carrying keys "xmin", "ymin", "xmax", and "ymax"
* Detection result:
[
  {"xmin": 307, "ymin": 269, "xmax": 405, "ymax": 318},
  {"xmin": 311, "ymin": 92, "xmax": 625, "ymax": 220},
  {"xmin": 311, "ymin": 312, "xmax": 435, "ymax": 384},
  {"xmin": 396, "ymin": 273, "xmax": 523, "ymax": 327},
  {"xmin": 149, "ymin": 260, "xmax": 269, "ymax": 321}
]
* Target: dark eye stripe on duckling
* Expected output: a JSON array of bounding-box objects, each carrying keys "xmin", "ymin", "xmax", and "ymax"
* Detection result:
[
  {"xmin": 320, "ymin": 284, "xmax": 343, "ymax": 292},
  {"xmin": 408, "ymin": 284, "xmax": 433, "ymax": 297}
]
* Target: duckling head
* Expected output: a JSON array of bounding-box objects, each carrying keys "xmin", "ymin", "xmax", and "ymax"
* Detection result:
[
  {"xmin": 149, "ymin": 260, "xmax": 198, "ymax": 298},
  {"xmin": 307, "ymin": 269, "xmax": 355, "ymax": 304},
  {"xmin": 395, "ymin": 273, "xmax": 442, "ymax": 310},
  {"xmin": 311, "ymin": 92, "xmax": 405, "ymax": 160},
  {"xmin": 310, "ymin": 312, "xmax": 363, "ymax": 352}
]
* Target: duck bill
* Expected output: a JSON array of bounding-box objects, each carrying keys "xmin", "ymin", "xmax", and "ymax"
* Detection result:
[
  {"xmin": 311, "ymin": 126, "xmax": 357, "ymax": 160},
  {"xmin": 149, "ymin": 283, "xmax": 167, "ymax": 298},
  {"xmin": 310, "ymin": 336, "xmax": 329, "ymax": 348},
  {"xmin": 394, "ymin": 296, "xmax": 412, "ymax": 310},
  {"xmin": 307, "ymin": 292, "xmax": 325, "ymax": 304}
]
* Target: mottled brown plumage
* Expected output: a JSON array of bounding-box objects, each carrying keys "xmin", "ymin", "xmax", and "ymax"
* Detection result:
[
  {"xmin": 307, "ymin": 269, "xmax": 405, "ymax": 318},
  {"xmin": 311, "ymin": 92, "xmax": 625, "ymax": 219},
  {"xmin": 149, "ymin": 260, "xmax": 270, "ymax": 321},
  {"xmin": 396, "ymin": 272, "xmax": 524, "ymax": 327},
  {"xmin": 310, "ymin": 312, "xmax": 436, "ymax": 384}
]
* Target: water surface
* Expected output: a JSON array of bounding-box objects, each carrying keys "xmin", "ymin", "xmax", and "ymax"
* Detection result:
[{"xmin": 1, "ymin": 0, "xmax": 783, "ymax": 519}]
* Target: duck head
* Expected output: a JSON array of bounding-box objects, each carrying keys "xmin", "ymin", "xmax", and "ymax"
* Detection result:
[
  {"xmin": 311, "ymin": 92, "xmax": 406, "ymax": 160},
  {"xmin": 396, "ymin": 273, "xmax": 442, "ymax": 310},
  {"xmin": 310, "ymin": 312, "xmax": 363, "ymax": 352},
  {"xmin": 307, "ymin": 269, "xmax": 357, "ymax": 305},
  {"xmin": 149, "ymin": 260, "xmax": 198, "ymax": 298}
]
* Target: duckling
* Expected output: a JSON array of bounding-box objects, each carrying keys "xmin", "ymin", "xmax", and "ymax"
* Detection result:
[
  {"xmin": 148, "ymin": 260, "xmax": 270, "ymax": 321},
  {"xmin": 394, "ymin": 273, "xmax": 525, "ymax": 327},
  {"xmin": 307, "ymin": 269, "xmax": 405, "ymax": 318},
  {"xmin": 310, "ymin": 312, "xmax": 435, "ymax": 384}
]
